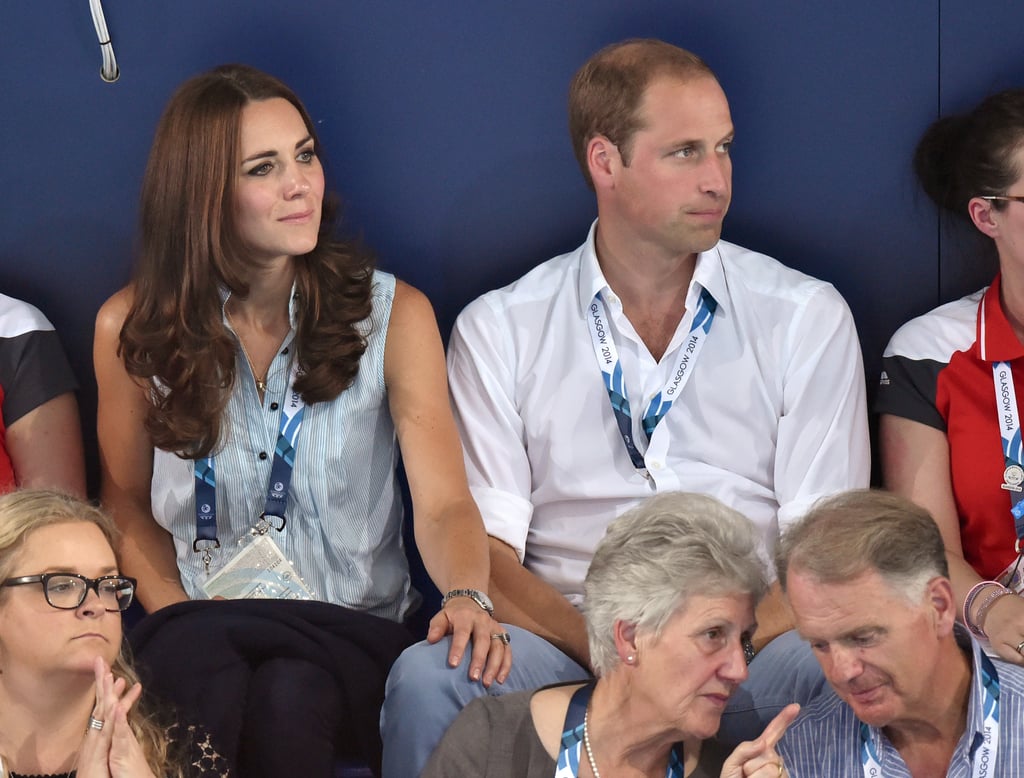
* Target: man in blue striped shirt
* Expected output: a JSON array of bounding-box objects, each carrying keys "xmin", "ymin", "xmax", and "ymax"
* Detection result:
[{"xmin": 774, "ymin": 490, "xmax": 1024, "ymax": 777}]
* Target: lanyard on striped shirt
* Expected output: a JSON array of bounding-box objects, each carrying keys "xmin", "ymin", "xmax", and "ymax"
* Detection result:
[
  {"xmin": 193, "ymin": 358, "xmax": 306, "ymax": 566},
  {"xmin": 858, "ymin": 652, "xmax": 1001, "ymax": 778},
  {"xmin": 554, "ymin": 682, "xmax": 684, "ymax": 778},
  {"xmin": 586, "ymin": 288, "xmax": 717, "ymax": 472},
  {"xmin": 992, "ymin": 362, "xmax": 1024, "ymax": 542}
]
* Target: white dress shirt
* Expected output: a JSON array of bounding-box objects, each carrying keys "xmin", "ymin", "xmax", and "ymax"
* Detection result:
[{"xmin": 447, "ymin": 223, "xmax": 869, "ymax": 605}]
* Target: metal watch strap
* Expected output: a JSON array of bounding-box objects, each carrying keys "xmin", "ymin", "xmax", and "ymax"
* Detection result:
[{"xmin": 441, "ymin": 588, "xmax": 494, "ymax": 614}]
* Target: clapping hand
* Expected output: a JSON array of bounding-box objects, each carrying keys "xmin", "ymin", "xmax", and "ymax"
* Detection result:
[{"xmin": 77, "ymin": 656, "xmax": 157, "ymax": 778}]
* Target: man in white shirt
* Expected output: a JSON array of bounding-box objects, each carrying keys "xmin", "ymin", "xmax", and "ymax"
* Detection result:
[{"xmin": 381, "ymin": 38, "xmax": 869, "ymax": 777}]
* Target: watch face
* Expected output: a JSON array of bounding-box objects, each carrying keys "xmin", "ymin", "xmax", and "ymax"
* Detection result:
[{"xmin": 743, "ymin": 637, "xmax": 755, "ymax": 665}]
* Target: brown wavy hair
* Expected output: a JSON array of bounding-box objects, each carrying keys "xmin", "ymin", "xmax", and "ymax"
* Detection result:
[
  {"xmin": 0, "ymin": 490, "xmax": 186, "ymax": 776},
  {"xmin": 120, "ymin": 64, "xmax": 374, "ymax": 458}
]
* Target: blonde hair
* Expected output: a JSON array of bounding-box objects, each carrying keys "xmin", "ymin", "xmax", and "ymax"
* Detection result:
[{"xmin": 0, "ymin": 490, "xmax": 182, "ymax": 777}]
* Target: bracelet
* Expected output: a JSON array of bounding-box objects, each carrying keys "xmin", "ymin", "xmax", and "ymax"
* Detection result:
[
  {"xmin": 967, "ymin": 584, "xmax": 1014, "ymax": 639},
  {"xmin": 963, "ymin": 581, "xmax": 1002, "ymax": 627}
]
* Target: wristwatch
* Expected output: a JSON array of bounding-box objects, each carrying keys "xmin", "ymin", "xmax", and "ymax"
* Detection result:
[
  {"xmin": 442, "ymin": 588, "xmax": 494, "ymax": 615},
  {"xmin": 743, "ymin": 636, "xmax": 756, "ymax": 665}
]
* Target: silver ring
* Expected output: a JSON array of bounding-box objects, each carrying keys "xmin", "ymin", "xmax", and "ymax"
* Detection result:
[
  {"xmin": 88, "ymin": 716, "xmax": 104, "ymax": 731},
  {"xmin": 490, "ymin": 632, "xmax": 511, "ymax": 645},
  {"xmin": 1016, "ymin": 640, "xmax": 1024, "ymax": 655}
]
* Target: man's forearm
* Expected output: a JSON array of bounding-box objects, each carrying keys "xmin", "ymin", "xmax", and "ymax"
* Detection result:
[
  {"xmin": 753, "ymin": 582, "xmax": 795, "ymax": 652},
  {"xmin": 487, "ymin": 538, "xmax": 591, "ymax": 668}
]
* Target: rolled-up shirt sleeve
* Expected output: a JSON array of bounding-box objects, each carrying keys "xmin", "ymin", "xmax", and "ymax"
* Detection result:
[
  {"xmin": 448, "ymin": 297, "xmax": 534, "ymax": 561},
  {"xmin": 773, "ymin": 284, "xmax": 870, "ymax": 531}
]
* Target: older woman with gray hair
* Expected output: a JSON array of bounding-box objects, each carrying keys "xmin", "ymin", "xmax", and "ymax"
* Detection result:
[{"xmin": 423, "ymin": 492, "xmax": 799, "ymax": 777}]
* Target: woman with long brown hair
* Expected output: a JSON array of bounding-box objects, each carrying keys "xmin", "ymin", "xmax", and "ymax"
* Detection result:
[{"xmin": 94, "ymin": 64, "xmax": 508, "ymax": 776}]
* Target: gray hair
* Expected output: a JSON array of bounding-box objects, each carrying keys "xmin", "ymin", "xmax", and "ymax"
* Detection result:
[
  {"xmin": 583, "ymin": 492, "xmax": 767, "ymax": 677},
  {"xmin": 775, "ymin": 489, "xmax": 949, "ymax": 601}
]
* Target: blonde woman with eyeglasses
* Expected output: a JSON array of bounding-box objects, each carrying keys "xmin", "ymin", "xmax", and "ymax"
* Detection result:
[{"xmin": 0, "ymin": 490, "xmax": 229, "ymax": 778}]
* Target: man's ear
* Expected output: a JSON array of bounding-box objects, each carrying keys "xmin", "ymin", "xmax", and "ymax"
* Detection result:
[
  {"xmin": 925, "ymin": 576, "xmax": 958, "ymax": 636},
  {"xmin": 588, "ymin": 135, "xmax": 619, "ymax": 191}
]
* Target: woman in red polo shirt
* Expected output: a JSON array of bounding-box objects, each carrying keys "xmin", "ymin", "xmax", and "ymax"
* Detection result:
[{"xmin": 878, "ymin": 88, "xmax": 1024, "ymax": 664}]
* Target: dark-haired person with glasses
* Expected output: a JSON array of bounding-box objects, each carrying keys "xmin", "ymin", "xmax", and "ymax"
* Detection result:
[
  {"xmin": 0, "ymin": 489, "xmax": 230, "ymax": 778},
  {"xmin": 879, "ymin": 88, "xmax": 1024, "ymax": 669}
]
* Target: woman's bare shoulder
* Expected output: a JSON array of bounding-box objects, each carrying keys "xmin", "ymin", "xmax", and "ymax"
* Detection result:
[{"xmin": 95, "ymin": 286, "xmax": 135, "ymax": 337}]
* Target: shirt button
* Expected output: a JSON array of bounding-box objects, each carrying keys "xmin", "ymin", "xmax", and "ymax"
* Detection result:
[
  {"xmin": 270, "ymin": 402, "xmax": 279, "ymax": 410},
  {"xmin": 258, "ymin": 451, "xmax": 268, "ymax": 460},
  {"xmin": 649, "ymin": 460, "xmax": 663, "ymax": 470}
]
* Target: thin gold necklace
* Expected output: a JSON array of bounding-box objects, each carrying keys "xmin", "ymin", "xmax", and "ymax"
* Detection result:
[{"xmin": 227, "ymin": 313, "xmax": 268, "ymax": 394}]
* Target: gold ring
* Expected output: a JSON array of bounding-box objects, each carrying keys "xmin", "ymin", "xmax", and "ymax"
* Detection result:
[
  {"xmin": 777, "ymin": 761, "xmax": 784, "ymax": 777},
  {"xmin": 490, "ymin": 632, "xmax": 511, "ymax": 645},
  {"xmin": 1017, "ymin": 640, "xmax": 1024, "ymax": 655}
]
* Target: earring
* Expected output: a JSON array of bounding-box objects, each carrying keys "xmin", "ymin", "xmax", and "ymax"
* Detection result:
[{"xmin": 625, "ymin": 654, "xmax": 635, "ymax": 664}]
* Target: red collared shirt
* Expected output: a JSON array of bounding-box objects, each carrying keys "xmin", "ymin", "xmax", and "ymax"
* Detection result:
[{"xmin": 878, "ymin": 274, "xmax": 1024, "ymax": 577}]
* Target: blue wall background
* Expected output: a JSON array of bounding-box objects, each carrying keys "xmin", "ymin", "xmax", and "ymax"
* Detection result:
[{"xmin": 2, "ymin": 1, "xmax": 1023, "ymax": 490}]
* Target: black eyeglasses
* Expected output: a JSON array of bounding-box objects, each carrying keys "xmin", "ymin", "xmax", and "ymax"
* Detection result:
[
  {"xmin": 0, "ymin": 573, "xmax": 137, "ymax": 612},
  {"xmin": 981, "ymin": 195, "xmax": 1024, "ymax": 204}
]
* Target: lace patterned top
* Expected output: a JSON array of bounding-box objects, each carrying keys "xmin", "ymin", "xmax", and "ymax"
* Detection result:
[{"xmin": 7, "ymin": 722, "xmax": 231, "ymax": 778}]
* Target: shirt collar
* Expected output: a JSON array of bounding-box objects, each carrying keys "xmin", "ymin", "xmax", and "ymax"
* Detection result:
[
  {"xmin": 576, "ymin": 219, "xmax": 726, "ymax": 317},
  {"xmin": 219, "ymin": 282, "xmax": 301, "ymax": 331},
  {"xmin": 977, "ymin": 273, "xmax": 1024, "ymax": 362}
]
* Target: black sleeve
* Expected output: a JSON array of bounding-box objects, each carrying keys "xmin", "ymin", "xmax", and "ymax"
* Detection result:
[
  {"xmin": 874, "ymin": 353, "xmax": 946, "ymax": 431},
  {"xmin": 0, "ymin": 329, "xmax": 77, "ymax": 427}
]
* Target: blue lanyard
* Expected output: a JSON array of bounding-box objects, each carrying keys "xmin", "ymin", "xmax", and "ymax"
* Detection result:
[
  {"xmin": 992, "ymin": 362, "xmax": 1024, "ymax": 542},
  {"xmin": 554, "ymin": 682, "xmax": 684, "ymax": 777},
  {"xmin": 586, "ymin": 287, "xmax": 717, "ymax": 472},
  {"xmin": 858, "ymin": 721, "xmax": 883, "ymax": 777},
  {"xmin": 193, "ymin": 359, "xmax": 305, "ymax": 568},
  {"xmin": 858, "ymin": 651, "xmax": 1000, "ymax": 778}
]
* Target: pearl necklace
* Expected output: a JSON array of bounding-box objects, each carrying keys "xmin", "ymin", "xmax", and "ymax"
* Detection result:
[{"xmin": 583, "ymin": 705, "xmax": 602, "ymax": 778}]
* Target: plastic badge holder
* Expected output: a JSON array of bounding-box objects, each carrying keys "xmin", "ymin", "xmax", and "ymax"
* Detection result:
[{"xmin": 201, "ymin": 532, "xmax": 314, "ymax": 600}]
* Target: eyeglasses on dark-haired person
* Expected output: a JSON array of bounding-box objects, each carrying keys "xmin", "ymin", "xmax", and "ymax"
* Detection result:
[
  {"xmin": 980, "ymin": 195, "xmax": 1024, "ymax": 204},
  {"xmin": 0, "ymin": 573, "xmax": 137, "ymax": 612}
]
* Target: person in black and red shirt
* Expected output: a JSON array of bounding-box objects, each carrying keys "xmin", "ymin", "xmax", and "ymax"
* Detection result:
[
  {"xmin": 0, "ymin": 293, "xmax": 84, "ymax": 496},
  {"xmin": 879, "ymin": 88, "xmax": 1024, "ymax": 666}
]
